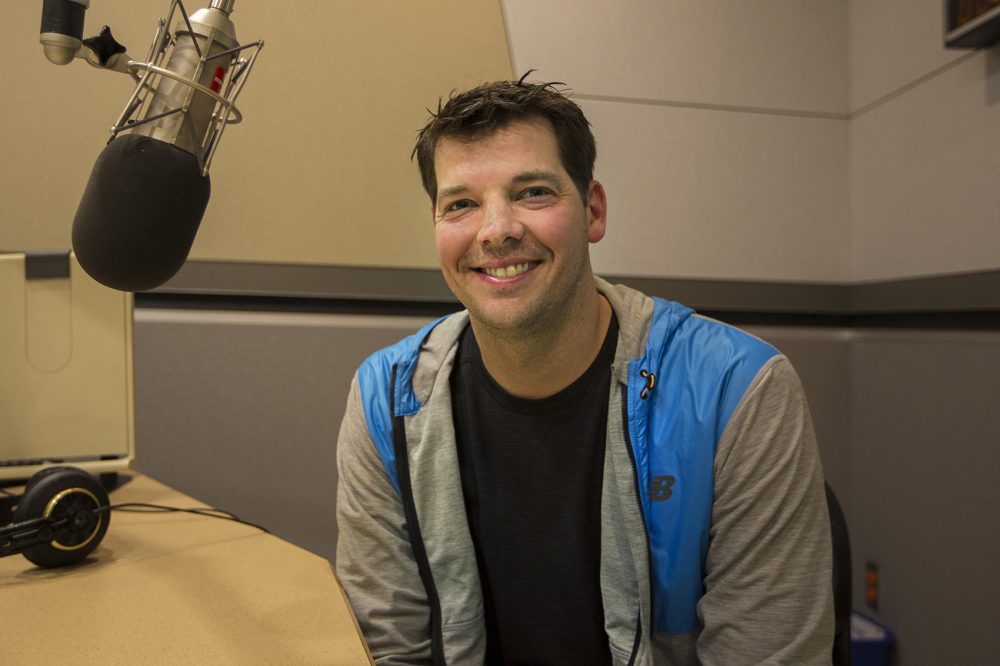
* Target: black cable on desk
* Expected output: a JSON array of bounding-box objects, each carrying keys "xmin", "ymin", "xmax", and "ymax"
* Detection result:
[{"xmin": 97, "ymin": 502, "xmax": 271, "ymax": 534}]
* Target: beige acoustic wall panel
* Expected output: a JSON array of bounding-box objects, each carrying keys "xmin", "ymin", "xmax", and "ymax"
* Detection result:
[
  {"xmin": 0, "ymin": 1, "xmax": 512, "ymax": 270},
  {"xmin": 503, "ymin": 0, "xmax": 848, "ymax": 114},
  {"xmin": 583, "ymin": 98, "xmax": 849, "ymax": 282},
  {"xmin": 848, "ymin": 0, "xmax": 1000, "ymax": 282},
  {"xmin": 849, "ymin": 0, "xmax": 968, "ymax": 111},
  {"xmin": 850, "ymin": 50, "xmax": 1000, "ymax": 282},
  {"xmin": 502, "ymin": 0, "xmax": 850, "ymax": 283},
  {"xmin": 0, "ymin": 253, "xmax": 134, "ymax": 480}
]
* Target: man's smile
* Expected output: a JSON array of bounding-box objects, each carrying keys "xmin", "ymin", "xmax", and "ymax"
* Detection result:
[{"xmin": 475, "ymin": 261, "xmax": 541, "ymax": 280}]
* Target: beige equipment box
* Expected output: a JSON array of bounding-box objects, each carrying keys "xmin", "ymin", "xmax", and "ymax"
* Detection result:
[{"xmin": 0, "ymin": 251, "xmax": 134, "ymax": 480}]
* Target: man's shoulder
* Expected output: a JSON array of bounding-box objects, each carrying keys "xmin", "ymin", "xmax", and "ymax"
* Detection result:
[
  {"xmin": 356, "ymin": 311, "xmax": 469, "ymax": 401},
  {"xmin": 630, "ymin": 299, "xmax": 788, "ymax": 446},
  {"xmin": 610, "ymin": 282, "xmax": 772, "ymax": 353},
  {"xmin": 639, "ymin": 295, "xmax": 782, "ymax": 403},
  {"xmin": 666, "ymin": 309, "xmax": 778, "ymax": 361},
  {"xmin": 360, "ymin": 319, "xmax": 434, "ymax": 373},
  {"xmin": 598, "ymin": 277, "xmax": 779, "ymax": 371}
]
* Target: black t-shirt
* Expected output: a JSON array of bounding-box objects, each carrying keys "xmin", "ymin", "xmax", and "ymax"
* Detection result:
[{"xmin": 450, "ymin": 316, "xmax": 619, "ymax": 665}]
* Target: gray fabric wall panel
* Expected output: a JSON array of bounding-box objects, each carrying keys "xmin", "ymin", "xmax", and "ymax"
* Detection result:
[
  {"xmin": 848, "ymin": 329, "xmax": 1000, "ymax": 665},
  {"xmin": 132, "ymin": 310, "xmax": 433, "ymax": 561}
]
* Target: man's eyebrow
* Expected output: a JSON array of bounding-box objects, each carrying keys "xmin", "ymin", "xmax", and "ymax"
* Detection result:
[
  {"xmin": 436, "ymin": 184, "xmax": 469, "ymax": 203},
  {"xmin": 512, "ymin": 170, "xmax": 565, "ymax": 185}
]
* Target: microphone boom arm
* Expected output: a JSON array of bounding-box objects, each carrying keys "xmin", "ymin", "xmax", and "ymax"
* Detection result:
[{"xmin": 40, "ymin": 0, "xmax": 136, "ymax": 75}]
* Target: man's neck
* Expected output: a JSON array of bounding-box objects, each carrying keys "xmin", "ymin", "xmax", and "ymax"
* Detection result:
[{"xmin": 471, "ymin": 291, "xmax": 612, "ymax": 399}]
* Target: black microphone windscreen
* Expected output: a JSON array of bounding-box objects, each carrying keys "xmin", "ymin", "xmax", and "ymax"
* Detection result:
[{"xmin": 72, "ymin": 133, "xmax": 211, "ymax": 292}]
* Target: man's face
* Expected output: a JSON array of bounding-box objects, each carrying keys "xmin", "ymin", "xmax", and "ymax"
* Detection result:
[{"xmin": 432, "ymin": 117, "xmax": 606, "ymax": 335}]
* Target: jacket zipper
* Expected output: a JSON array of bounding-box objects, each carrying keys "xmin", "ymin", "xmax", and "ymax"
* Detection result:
[
  {"xmin": 389, "ymin": 364, "xmax": 398, "ymax": 418},
  {"xmin": 620, "ymin": 384, "xmax": 650, "ymax": 666}
]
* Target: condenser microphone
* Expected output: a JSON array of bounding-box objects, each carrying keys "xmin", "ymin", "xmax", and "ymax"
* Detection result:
[{"xmin": 66, "ymin": 0, "xmax": 262, "ymax": 292}]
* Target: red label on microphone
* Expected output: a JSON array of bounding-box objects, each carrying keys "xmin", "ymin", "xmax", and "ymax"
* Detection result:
[{"xmin": 211, "ymin": 66, "xmax": 225, "ymax": 93}]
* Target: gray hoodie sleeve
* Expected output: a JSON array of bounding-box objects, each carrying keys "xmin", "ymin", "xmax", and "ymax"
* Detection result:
[
  {"xmin": 696, "ymin": 356, "xmax": 835, "ymax": 665},
  {"xmin": 335, "ymin": 374, "xmax": 433, "ymax": 664}
]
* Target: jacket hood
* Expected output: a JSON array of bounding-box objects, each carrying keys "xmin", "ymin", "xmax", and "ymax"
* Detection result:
[{"xmin": 409, "ymin": 277, "xmax": 696, "ymax": 402}]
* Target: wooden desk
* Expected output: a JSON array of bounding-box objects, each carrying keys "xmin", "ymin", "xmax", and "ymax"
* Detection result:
[{"xmin": 0, "ymin": 473, "xmax": 373, "ymax": 664}]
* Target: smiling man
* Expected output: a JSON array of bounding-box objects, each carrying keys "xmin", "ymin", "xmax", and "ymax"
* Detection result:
[
  {"xmin": 335, "ymin": 78, "xmax": 834, "ymax": 665},
  {"xmin": 432, "ymin": 115, "xmax": 610, "ymax": 399}
]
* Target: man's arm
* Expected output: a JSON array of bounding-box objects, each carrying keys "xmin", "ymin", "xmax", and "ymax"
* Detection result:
[
  {"xmin": 335, "ymin": 374, "xmax": 432, "ymax": 664},
  {"xmin": 697, "ymin": 356, "xmax": 834, "ymax": 665}
]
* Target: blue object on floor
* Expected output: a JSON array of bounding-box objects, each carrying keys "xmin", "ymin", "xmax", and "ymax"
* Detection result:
[{"xmin": 851, "ymin": 611, "xmax": 894, "ymax": 666}]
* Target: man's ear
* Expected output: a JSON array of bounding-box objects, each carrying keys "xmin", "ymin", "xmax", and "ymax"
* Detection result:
[{"xmin": 586, "ymin": 180, "xmax": 608, "ymax": 243}]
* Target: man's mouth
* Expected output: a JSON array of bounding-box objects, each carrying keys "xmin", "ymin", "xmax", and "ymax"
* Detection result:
[{"xmin": 478, "ymin": 262, "xmax": 540, "ymax": 279}]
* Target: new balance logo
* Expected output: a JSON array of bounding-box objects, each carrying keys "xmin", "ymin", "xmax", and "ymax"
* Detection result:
[{"xmin": 651, "ymin": 475, "xmax": 675, "ymax": 502}]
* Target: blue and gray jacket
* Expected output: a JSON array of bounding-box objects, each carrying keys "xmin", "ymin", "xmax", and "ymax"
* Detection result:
[{"xmin": 336, "ymin": 278, "xmax": 834, "ymax": 665}]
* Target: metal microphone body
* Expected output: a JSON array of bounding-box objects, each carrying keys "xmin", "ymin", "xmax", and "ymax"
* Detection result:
[{"xmin": 136, "ymin": 4, "xmax": 238, "ymax": 156}]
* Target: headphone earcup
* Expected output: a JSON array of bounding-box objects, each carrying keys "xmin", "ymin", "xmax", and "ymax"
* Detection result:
[
  {"xmin": 12, "ymin": 468, "xmax": 111, "ymax": 568},
  {"xmin": 22, "ymin": 465, "xmax": 78, "ymax": 496}
]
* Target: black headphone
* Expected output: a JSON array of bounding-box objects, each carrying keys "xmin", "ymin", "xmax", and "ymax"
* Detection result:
[{"xmin": 0, "ymin": 467, "xmax": 110, "ymax": 568}]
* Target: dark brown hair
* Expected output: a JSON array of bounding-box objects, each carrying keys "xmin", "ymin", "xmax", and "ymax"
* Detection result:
[{"xmin": 413, "ymin": 73, "xmax": 596, "ymax": 203}]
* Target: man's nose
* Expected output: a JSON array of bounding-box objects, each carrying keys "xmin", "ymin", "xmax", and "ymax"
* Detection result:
[{"xmin": 477, "ymin": 199, "xmax": 524, "ymax": 247}]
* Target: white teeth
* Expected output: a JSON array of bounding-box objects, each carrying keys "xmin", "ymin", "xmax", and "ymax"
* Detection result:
[{"xmin": 483, "ymin": 262, "xmax": 535, "ymax": 278}]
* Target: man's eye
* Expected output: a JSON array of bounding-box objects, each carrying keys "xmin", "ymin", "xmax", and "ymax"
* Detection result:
[
  {"xmin": 521, "ymin": 187, "xmax": 551, "ymax": 199},
  {"xmin": 444, "ymin": 199, "xmax": 474, "ymax": 213}
]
